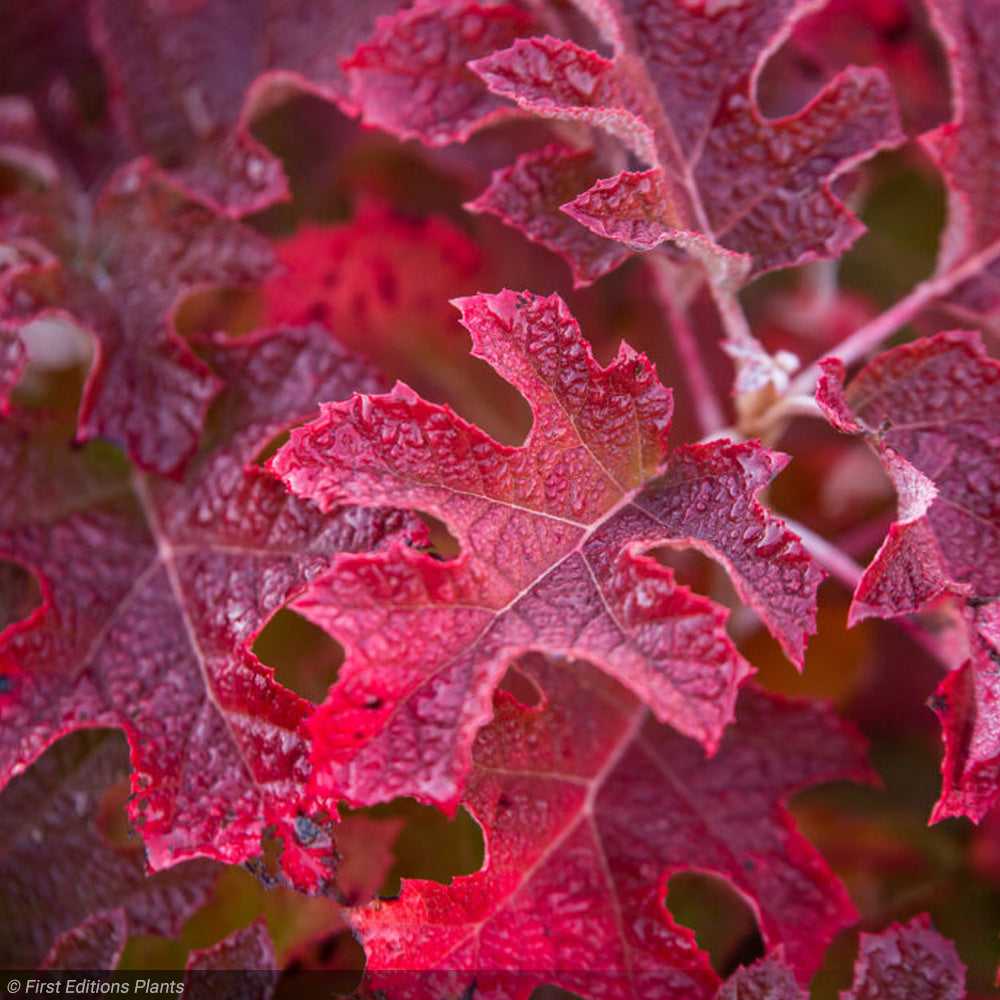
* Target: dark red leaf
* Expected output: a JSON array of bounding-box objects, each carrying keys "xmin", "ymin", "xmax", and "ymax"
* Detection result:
[
  {"xmin": 467, "ymin": 3, "xmax": 903, "ymax": 277},
  {"xmin": 760, "ymin": 0, "xmax": 949, "ymax": 134},
  {"xmin": 343, "ymin": 1, "xmax": 532, "ymax": 145},
  {"xmin": 931, "ymin": 601, "xmax": 1000, "ymax": 824},
  {"xmin": 922, "ymin": 0, "xmax": 1000, "ymax": 321},
  {"xmin": 714, "ymin": 952, "xmax": 806, "ymax": 1000},
  {"xmin": 0, "ymin": 729, "xmax": 219, "ymax": 968},
  {"xmin": 842, "ymin": 915, "xmax": 966, "ymax": 1000},
  {"xmin": 0, "ymin": 326, "xmax": 419, "ymax": 891},
  {"xmin": 185, "ymin": 920, "xmax": 277, "ymax": 1000},
  {"xmin": 716, "ymin": 948, "xmax": 809, "ymax": 1000},
  {"xmin": 816, "ymin": 331, "xmax": 1000, "ymax": 624},
  {"xmin": 41, "ymin": 909, "xmax": 128, "ymax": 971},
  {"xmin": 1, "ymin": 160, "xmax": 275, "ymax": 475},
  {"xmin": 355, "ymin": 659, "xmax": 869, "ymax": 996},
  {"xmin": 272, "ymin": 290, "xmax": 822, "ymax": 808},
  {"xmin": 90, "ymin": 0, "xmax": 407, "ymax": 216},
  {"xmin": 466, "ymin": 145, "xmax": 632, "ymax": 288}
]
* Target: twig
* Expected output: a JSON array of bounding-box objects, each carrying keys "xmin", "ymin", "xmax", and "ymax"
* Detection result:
[
  {"xmin": 648, "ymin": 256, "xmax": 728, "ymax": 436},
  {"xmin": 787, "ymin": 235, "xmax": 1000, "ymax": 397}
]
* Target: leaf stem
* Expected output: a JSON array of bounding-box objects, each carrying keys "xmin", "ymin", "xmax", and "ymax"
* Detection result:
[
  {"xmin": 648, "ymin": 257, "xmax": 728, "ymax": 436},
  {"xmin": 788, "ymin": 235, "xmax": 1000, "ymax": 397}
]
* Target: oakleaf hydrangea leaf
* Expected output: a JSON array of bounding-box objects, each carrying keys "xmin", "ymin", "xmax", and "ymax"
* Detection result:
[
  {"xmin": 272, "ymin": 290, "xmax": 822, "ymax": 808},
  {"xmin": 816, "ymin": 331, "xmax": 1000, "ymax": 624},
  {"xmin": 0, "ymin": 326, "xmax": 418, "ymax": 892},
  {"xmin": 354, "ymin": 659, "xmax": 868, "ymax": 997}
]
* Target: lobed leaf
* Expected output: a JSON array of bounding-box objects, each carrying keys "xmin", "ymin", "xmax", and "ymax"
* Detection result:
[
  {"xmin": 923, "ymin": 0, "xmax": 1000, "ymax": 321},
  {"xmin": 816, "ymin": 331, "xmax": 1000, "ymax": 624},
  {"xmin": 0, "ymin": 160, "xmax": 275, "ymax": 475},
  {"xmin": 272, "ymin": 290, "xmax": 822, "ymax": 808},
  {"xmin": 0, "ymin": 326, "xmax": 419, "ymax": 892},
  {"xmin": 90, "ymin": 0, "xmax": 407, "ymax": 216},
  {"xmin": 354, "ymin": 658, "xmax": 869, "ymax": 997},
  {"xmin": 931, "ymin": 601, "xmax": 1000, "ymax": 824},
  {"xmin": 841, "ymin": 915, "xmax": 966, "ymax": 1000},
  {"xmin": 0, "ymin": 730, "xmax": 219, "ymax": 968},
  {"xmin": 343, "ymin": 1, "xmax": 533, "ymax": 145}
]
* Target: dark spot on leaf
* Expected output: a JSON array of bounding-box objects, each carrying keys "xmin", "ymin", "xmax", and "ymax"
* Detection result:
[
  {"xmin": 0, "ymin": 674, "xmax": 10, "ymax": 694},
  {"xmin": 294, "ymin": 813, "xmax": 327, "ymax": 847},
  {"xmin": 365, "ymin": 696, "xmax": 384, "ymax": 709}
]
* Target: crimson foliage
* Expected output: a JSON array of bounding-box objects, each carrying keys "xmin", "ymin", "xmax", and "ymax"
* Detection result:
[{"xmin": 1, "ymin": 0, "xmax": 998, "ymax": 996}]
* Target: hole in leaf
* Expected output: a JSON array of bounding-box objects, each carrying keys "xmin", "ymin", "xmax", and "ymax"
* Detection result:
[
  {"xmin": 0, "ymin": 559, "xmax": 42, "ymax": 633},
  {"xmin": 343, "ymin": 800, "xmax": 484, "ymax": 898},
  {"xmin": 416, "ymin": 511, "xmax": 461, "ymax": 560},
  {"xmin": 12, "ymin": 318, "xmax": 93, "ymax": 413},
  {"xmin": 174, "ymin": 286, "xmax": 264, "ymax": 338},
  {"xmin": 665, "ymin": 871, "xmax": 764, "ymax": 977},
  {"xmin": 530, "ymin": 987, "xmax": 584, "ymax": 1000},
  {"xmin": 253, "ymin": 607, "xmax": 343, "ymax": 704},
  {"xmin": 649, "ymin": 544, "xmax": 740, "ymax": 613},
  {"xmin": 499, "ymin": 660, "xmax": 544, "ymax": 708}
]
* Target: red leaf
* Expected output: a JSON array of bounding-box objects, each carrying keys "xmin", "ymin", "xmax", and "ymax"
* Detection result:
[
  {"xmin": 0, "ymin": 326, "xmax": 419, "ymax": 892},
  {"xmin": 354, "ymin": 659, "xmax": 869, "ymax": 996},
  {"xmin": 0, "ymin": 730, "xmax": 219, "ymax": 968},
  {"xmin": 272, "ymin": 290, "xmax": 822, "ymax": 807},
  {"xmin": 343, "ymin": 1, "xmax": 532, "ymax": 145},
  {"xmin": 41, "ymin": 909, "xmax": 128, "ymax": 972},
  {"xmin": 922, "ymin": 0, "xmax": 1000, "ymax": 321},
  {"xmin": 466, "ymin": 145, "xmax": 632, "ymax": 288},
  {"xmin": 185, "ymin": 920, "xmax": 277, "ymax": 1000},
  {"xmin": 714, "ymin": 952, "xmax": 806, "ymax": 1000},
  {"xmin": 931, "ymin": 601, "xmax": 1000, "ymax": 823},
  {"xmin": 1, "ymin": 161, "xmax": 275, "ymax": 475},
  {"xmin": 467, "ymin": 4, "xmax": 903, "ymax": 277},
  {"xmin": 816, "ymin": 331, "xmax": 1000, "ymax": 624},
  {"xmin": 842, "ymin": 915, "xmax": 966, "ymax": 1000},
  {"xmin": 90, "ymin": 0, "xmax": 407, "ymax": 216}
]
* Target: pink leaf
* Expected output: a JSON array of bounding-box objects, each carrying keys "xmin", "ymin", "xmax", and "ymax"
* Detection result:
[
  {"xmin": 816, "ymin": 331, "xmax": 1000, "ymax": 624},
  {"xmin": 0, "ymin": 327, "xmax": 419, "ymax": 892},
  {"xmin": 354, "ymin": 659, "xmax": 869, "ymax": 997},
  {"xmin": 272, "ymin": 290, "xmax": 822, "ymax": 807}
]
